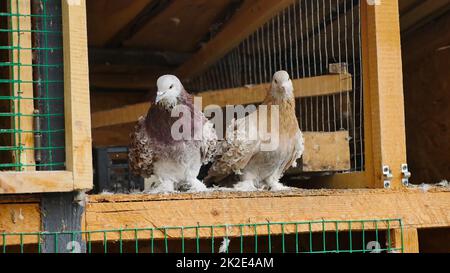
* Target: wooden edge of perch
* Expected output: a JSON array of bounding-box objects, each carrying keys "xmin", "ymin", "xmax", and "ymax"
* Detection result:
[
  {"xmin": 81, "ymin": 189, "xmax": 450, "ymax": 241},
  {"xmin": 91, "ymin": 73, "xmax": 352, "ymax": 129},
  {"xmin": 2, "ymin": 188, "xmax": 449, "ymax": 245}
]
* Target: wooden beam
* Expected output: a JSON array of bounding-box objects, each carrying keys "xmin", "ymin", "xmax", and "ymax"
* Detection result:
[
  {"xmin": 83, "ymin": 189, "xmax": 450, "ymax": 241},
  {"xmin": 88, "ymin": 48, "xmax": 190, "ymax": 67},
  {"xmin": 86, "ymin": 0, "xmax": 154, "ymax": 47},
  {"xmin": 402, "ymin": 9, "xmax": 450, "ymax": 66},
  {"xmin": 9, "ymin": 0, "xmax": 35, "ymax": 170},
  {"xmin": 389, "ymin": 228, "xmax": 419, "ymax": 253},
  {"xmin": 175, "ymin": 0, "xmax": 295, "ymax": 80},
  {"xmin": 106, "ymin": 0, "xmax": 172, "ymax": 47},
  {"xmin": 400, "ymin": 0, "xmax": 450, "ymax": 33},
  {"xmin": 361, "ymin": 1, "xmax": 407, "ymax": 189},
  {"xmin": 91, "ymin": 73, "xmax": 352, "ymax": 129},
  {"xmin": 92, "ymin": 103, "xmax": 150, "ymax": 131},
  {"xmin": 0, "ymin": 171, "xmax": 74, "ymax": 194},
  {"xmin": 90, "ymin": 68, "xmax": 171, "ymax": 90},
  {"xmin": 0, "ymin": 203, "xmax": 41, "ymax": 245},
  {"xmin": 301, "ymin": 131, "xmax": 350, "ymax": 172},
  {"xmin": 62, "ymin": 0, "xmax": 93, "ymax": 190}
]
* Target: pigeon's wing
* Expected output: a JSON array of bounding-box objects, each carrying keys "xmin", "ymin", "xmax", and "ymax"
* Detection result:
[
  {"xmin": 282, "ymin": 130, "xmax": 305, "ymax": 173},
  {"xmin": 200, "ymin": 119, "xmax": 219, "ymax": 164},
  {"xmin": 129, "ymin": 116, "xmax": 154, "ymax": 178},
  {"xmin": 205, "ymin": 112, "xmax": 260, "ymax": 183}
]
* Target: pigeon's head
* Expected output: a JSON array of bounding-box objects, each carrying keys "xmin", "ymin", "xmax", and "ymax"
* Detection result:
[
  {"xmin": 156, "ymin": 75, "xmax": 183, "ymax": 108},
  {"xmin": 271, "ymin": 70, "xmax": 293, "ymax": 100}
]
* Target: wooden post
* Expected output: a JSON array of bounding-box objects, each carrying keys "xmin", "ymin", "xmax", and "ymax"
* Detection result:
[
  {"xmin": 361, "ymin": 0, "xmax": 407, "ymax": 189},
  {"xmin": 9, "ymin": 0, "xmax": 35, "ymax": 170},
  {"xmin": 390, "ymin": 228, "xmax": 419, "ymax": 253},
  {"xmin": 62, "ymin": 0, "xmax": 93, "ymax": 190}
]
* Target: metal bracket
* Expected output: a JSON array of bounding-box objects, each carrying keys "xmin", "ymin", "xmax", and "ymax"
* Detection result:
[
  {"xmin": 401, "ymin": 164, "xmax": 411, "ymax": 187},
  {"xmin": 383, "ymin": 165, "xmax": 393, "ymax": 189}
]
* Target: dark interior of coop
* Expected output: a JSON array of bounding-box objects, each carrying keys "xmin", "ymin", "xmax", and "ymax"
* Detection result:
[{"xmin": 86, "ymin": 0, "xmax": 366, "ymax": 193}]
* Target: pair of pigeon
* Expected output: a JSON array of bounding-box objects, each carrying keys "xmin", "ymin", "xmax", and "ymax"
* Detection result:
[{"xmin": 129, "ymin": 71, "xmax": 304, "ymax": 193}]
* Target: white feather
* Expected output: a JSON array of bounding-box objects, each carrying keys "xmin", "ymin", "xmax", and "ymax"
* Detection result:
[{"xmin": 219, "ymin": 238, "xmax": 230, "ymax": 253}]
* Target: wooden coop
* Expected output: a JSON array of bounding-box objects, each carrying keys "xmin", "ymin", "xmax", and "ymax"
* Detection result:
[{"xmin": 0, "ymin": 0, "xmax": 449, "ymax": 253}]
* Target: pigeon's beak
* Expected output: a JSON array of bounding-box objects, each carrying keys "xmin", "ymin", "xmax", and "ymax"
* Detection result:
[
  {"xmin": 155, "ymin": 90, "xmax": 166, "ymax": 103},
  {"xmin": 281, "ymin": 82, "xmax": 292, "ymax": 94}
]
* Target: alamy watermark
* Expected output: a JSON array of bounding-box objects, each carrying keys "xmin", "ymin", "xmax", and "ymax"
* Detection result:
[{"xmin": 170, "ymin": 97, "xmax": 280, "ymax": 151}]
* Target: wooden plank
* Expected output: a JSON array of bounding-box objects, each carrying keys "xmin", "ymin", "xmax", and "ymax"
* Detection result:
[
  {"xmin": 86, "ymin": 0, "xmax": 154, "ymax": 47},
  {"xmin": 0, "ymin": 203, "xmax": 41, "ymax": 245},
  {"xmin": 400, "ymin": 0, "xmax": 450, "ymax": 33},
  {"xmin": 360, "ymin": 1, "xmax": 407, "ymax": 189},
  {"xmin": 91, "ymin": 73, "xmax": 352, "ymax": 129},
  {"xmin": 10, "ymin": 0, "xmax": 35, "ymax": 171},
  {"xmin": 201, "ymin": 73, "xmax": 352, "ymax": 108},
  {"xmin": 92, "ymin": 103, "xmax": 150, "ymax": 131},
  {"xmin": 62, "ymin": 0, "xmax": 93, "ymax": 190},
  {"xmin": 84, "ymin": 189, "xmax": 450, "ymax": 241},
  {"xmin": 301, "ymin": 131, "xmax": 350, "ymax": 172},
  {"xmin": 402, "ymin": 9, "xmax": 450, "ymax": 66},
  {"xmin": 175, "ymin": 0, "xmax": 295, "ymax": 79},
  {"xmin": 0, "ymin": 171, "xmax": 74, "ymax": 194},
  {"xmin": 90, "ymin": 68, "xmax": 170, "ymax": 90},
  {"xmin": 124, "ymin": 0, "xmax": 237, "ymax": 52},
  {"xmin": 389, "ymin": 228, "xmax": 419, "ymax": 253}
]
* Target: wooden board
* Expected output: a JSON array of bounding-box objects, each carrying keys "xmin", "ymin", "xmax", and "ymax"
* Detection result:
[
  {"xmin": 86, "ymin": 0, "xmax": 154, "ymax": 47},
  {"xmin": 124, "ymin": 0, "xmax": 235, "ymax": 52},
  {"xmin": 0, "ymin": 203, "xmax": 41, "ymax": 245},
  {"xmin": 62, "ymin": 0, "xmax": 93, "ymax": 190},
  {"xmin": 83, "ymin": 189, "xmax": 450, "ymax": 241},
  {"xmin": 0, "ymin": 171, "xmax": 74, "ymax": 194},
  {"xmin": 176, "ymin": 0, "xmax": 296, "ymax": 79},
  {"xmin": 400, "ymin": 0, "xmax": 450, "ymax": 33},
  {"xmin": 360, "ymin": 1, "xmax": 407, "ymax": 189},
  {"xmin": 390, "ymin": 228, "xmax": 419, "ymax": 253},
  {"xmin": 91, "ymin": 73, "xmax": 352, "ymax": 129},
  {"xmin": 301, "ymin": 131, "xmax": 350, "ymax": 172},
  {"xmin": 10, "ymin": 0, "xmax": 35, "ymax": 171}
]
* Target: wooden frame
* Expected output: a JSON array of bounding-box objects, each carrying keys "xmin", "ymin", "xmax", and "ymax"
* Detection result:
[
  {"xmin": 311, "ymin": 0, "xmax": 407, "ymax": 189},
  {"xmin": 0, "ymin": 0, "xmax": 92, "ymax": 194}
]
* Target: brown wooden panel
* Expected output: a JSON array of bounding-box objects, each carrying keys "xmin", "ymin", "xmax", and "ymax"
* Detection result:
[
  {"xmin": 123, "ymin": 0, "xmax": 235, "ymax": 52},
  {"xmin": 87, "ymin": 0, "xmax": 154, "ymax": 47},
  {"xmin": 84, "ymin": 189, "xmax": 450, "ymax": 241}
]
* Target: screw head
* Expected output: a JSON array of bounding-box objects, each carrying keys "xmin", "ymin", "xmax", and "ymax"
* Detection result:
[
  {"xmin": 402, "ymin": 178, "xmax": 409, "ymax": 186},
  {"xmin": 384, "ymin": 181, "xmax": 391, "ymax": 189}
]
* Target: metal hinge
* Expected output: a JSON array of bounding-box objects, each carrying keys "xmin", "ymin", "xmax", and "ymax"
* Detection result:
[
  {"xmin": 383, "ymin": 165, "xmax": 393, "ymax": 189},
  {"xmin": 401, "ymin": 164, "xmax": 411, "ymax": 187}
]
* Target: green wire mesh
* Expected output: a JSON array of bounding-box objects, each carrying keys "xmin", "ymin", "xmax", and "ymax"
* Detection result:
[
  {"xmin": 1, "ymin": 219, "xmax": 403, "ymax": 254},
  {"xmin": 0, "ymin": 0, "xmax": 65, "ymax": 171}
]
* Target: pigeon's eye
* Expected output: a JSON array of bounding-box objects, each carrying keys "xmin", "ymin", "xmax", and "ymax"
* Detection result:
[
  {"xmin": 274, "ymin": 79, "xmax": 278, "ymax": 84},
  {"xmin": 169, "ymin": 84, "xmax": 174, "ymax": 89}
]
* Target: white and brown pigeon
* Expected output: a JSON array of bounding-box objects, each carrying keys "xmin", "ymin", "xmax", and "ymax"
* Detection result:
[
  {"xmin": 129, "ymin": 75, "xmax": 218, "ymax": 193},
  {"xmin": 204, "ymin": 71, "xmax": 304, "ymax": 191}
]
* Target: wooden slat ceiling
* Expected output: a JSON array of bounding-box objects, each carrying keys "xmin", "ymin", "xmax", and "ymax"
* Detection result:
[
  {"xmin": 86, "ymin": 0, "xmax": 450, "ymax": 91},
  {"xmin": 123, "ymin": 0, "xmax": 237, "ymax": 52}
]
